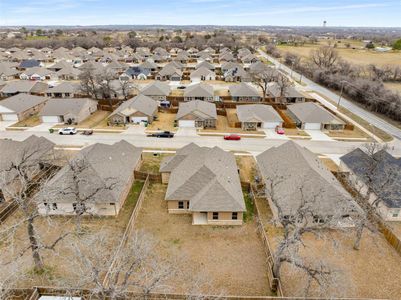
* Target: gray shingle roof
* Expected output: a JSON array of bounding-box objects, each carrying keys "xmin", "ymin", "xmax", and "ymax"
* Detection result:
[
  {"xmin": 176, "ymin": 100, "xmax": 217, "ymax": 120},
  {"xmin": 257, "ymin": 141, "xmax": 361, "ymax": 217},
  {"xmin": 164, "ymin": 145, "xmax": 245, "ymax": 212},
  {"xmin": 0, "ymin": 93, "xmax": 48, "ymax": 113},
  {"xmin": 39, "ymin": 141, "xmax": 142, "ymax": 204},
  {"xmin": 110, "ymin": 94, "xmax": 158, "ymax": 117},
  {"xmin": 236, "ymin": 104, "xmax": 283, "ymax": 123},
  {"xmin": 1, "ymin": 81, "xmax": 48, "ymax": 94},
  {"xmin": 141, "ymin": 81, "xmax": 171, "ymax": 97},
  {"xmin": 184, "ymin": 83, "xmax": 214, "ymax": 98},
  {"xmin": 229, "ymin": 82, "xmax": 260, "ymax": 97},
  {"xmin": 287, "ymin": 102, "xmax": 344, "ymax": 124},
  {"xmin": 340, "ymin": 149, "xmax": 401, "ymax": 208}
]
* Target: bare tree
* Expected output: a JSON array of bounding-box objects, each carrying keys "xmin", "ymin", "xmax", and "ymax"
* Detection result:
[
  {"xmin": 274, "ymin": 73, "xmax": 293, "ymax": 104},
  {"xmin": 311, "ymin": 46, "xmax": 339, "ymax": 69},
  {"xmin": 79, "ymin": 68, "xmax": 99, "ymax": 100},
  {"xmin": 0, "ymin": 143, "xmax": 70, "ymax": 273},
  {"xmin": 59, "ymin": 230, "xmax": 173, "ymax": 300},
  {"xmin": 250, "ymin": 67, "xmax": 277, "ymax": 100}
]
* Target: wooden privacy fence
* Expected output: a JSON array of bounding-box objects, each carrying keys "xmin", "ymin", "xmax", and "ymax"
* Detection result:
[
  {"xmin": 134, "ymin": 170, "xmax": 162, "ymax": 183},
  {"xmin": 276, "ymin": 109, "xmax": 296, "ymax": 129},
  {"xmin": 250, "ymin": 185, "xmax": 284, "ymax": 297},
  {"xmin": 378, "ymin": 221, "xmax": 401, "ymax": 256},
  {"xmin": 0, "ymin": 202, "xmax": 18, "ymax": 224},
  {"xmin": 102, "ymin": 175, "xmax": 150, "ymax": 287}
]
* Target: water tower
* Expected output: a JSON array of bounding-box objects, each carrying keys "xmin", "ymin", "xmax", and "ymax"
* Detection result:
[{"xmin": 323, "ymin": 20, "xmax": 327, "ymax": 27}]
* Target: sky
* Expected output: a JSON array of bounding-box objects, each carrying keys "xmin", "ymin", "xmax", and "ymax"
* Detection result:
[{"xmin": 0, "ymin": 0, "xmax": 400, "ymax": 27}]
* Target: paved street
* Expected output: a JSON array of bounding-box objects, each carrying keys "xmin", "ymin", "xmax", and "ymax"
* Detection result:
[
  {"xmin": 1, "ymin": 129, "xmax": 401, "ymax": 158},
  {"xmin": 257, "ymin": 49, "xmax": 401, "ymax": 140}
]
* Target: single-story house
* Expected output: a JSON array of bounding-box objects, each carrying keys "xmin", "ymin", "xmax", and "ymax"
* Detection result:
[
  {"xmin": 0, "ymin": 64, "xmax": 20, "ymax": 80},
  {"xmin": 56, "ymin": 65, "xmax": 82, "ymax": 80},
  {"xmin": 229, "ymin": 82, "xmax": 261, "ymax": 102},
  {"xmin": 156, "ymin": 65, "xmax": 182, "ymax": 81},
  {"xmin": 46, "ymin": 82, "xmax": 83, "ymax": 98},
  {"xmin": 108, "ymin": 94, "xmax": 158, "ymax": 125},
  {"xmin": 340, "ymin": 149, "xmax": 401, "ymax": 221},
  {"xmin": 287, "ymin": 102, "xmax": 345, "ymax": 130},
  {"xmin": 39, "ymin": 98, "xmax": 97, "ymax": 124},
  {"xmin": 160, "ymin": 143, "xmax": 245, "ymax": 225},
  {"xmin": 123, "ymin": 66, "xmax": 151, "ymax": 80},
  {"xmin": 47, "ymin": 60, "xmax": 71, "ymax": 72},
  {"xmin": 0, "ymin": 81, "xmax": 48, "ymax": 97},
  {"xmin": 223, "ymin": 66, "xmax": 251, "ymax": 82},
  {"xmin": 0, "ymin": 94, "xmax": 48, "ymax": 122},
  {"xmin": 0, "ymin": 135, "xmax": 55, "ymax": 202},
  {"xmin": 140, "ymin": 81, "xmax": 171, "ymax": 102},
  {"xmin": 267, "ymin": 82, "xmax": 305, "ymax": 103},
  {"xmin": 256, "ymin": 141, "xmax": 362, "ymax": 227},
  {"xmin": 184, "ymin": 83, "xmax": 214, "ymax": 102},
  {"xmin": 36, "ymin": 141, "xmax": 142, "ymax": 216},
  {"xmin": 190, "ymin": 67, "xmax": 216, "ymax": 82},
  {"xmin": 18, "ymin": 59, "xmax": 41, "ymax": 70},
  {"xmin": 176, "ymin": 100, "xmax": 217, "ymax": 128},
  {"xmin": 195, "ymin": 61, "xmax": 215, "ymax": 71},
  {"xmin": 19, "ymin": 67, "xmax": 57, "ymax": 81},
  {"xmin": 237, "ymin": 104, "xmax": 283, "ymax": 130}
]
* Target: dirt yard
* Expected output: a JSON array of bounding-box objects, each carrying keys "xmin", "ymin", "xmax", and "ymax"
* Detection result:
[
  {"xmin": 139, "ymin": 152, "xmax": 173, "ymax": 173},
  {"xmin": 319, "ymin": 157, "xmax": 340, "ymax": 172},
  {"xmin": 255, "ymin": 197, "xmax": 401, "ymax": 299},
  {"xmin": 236, "ymin": 155, "xmax": 256, "ymax": 183},
  {"xmin": 284, "ymin": 128, "xmax": 309, "ymax": 137},
  {"xmin": 146, "ymin": 112, "xmax": 177, "ymax": 132},
  {"xmin": 0, "ymin": 180, "xmax": 144, "ymax": 288},
  {"xmin": 134, "ymin": 183, "xmax": 271, "ymax": 296}
]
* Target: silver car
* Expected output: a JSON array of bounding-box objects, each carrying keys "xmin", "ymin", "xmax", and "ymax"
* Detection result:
[{"xmin": 58, "ymin": 127, "xmax": 77, "ymax": 135}]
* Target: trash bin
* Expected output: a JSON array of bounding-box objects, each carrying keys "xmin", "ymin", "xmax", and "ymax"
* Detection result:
[{"xmin": 49, "ymin": 128, "xmax": 54, "ymax": 134}]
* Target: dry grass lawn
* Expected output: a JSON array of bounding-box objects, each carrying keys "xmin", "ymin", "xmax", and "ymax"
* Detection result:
[
  {"xmin": 139, "ymin": 153, "xmax": 173, "ymax": 174},
  {"xmin": 78, "ymin": 111, "xmax": 111, "ymax": 128},
  {"xmin": 146, "ymin": 112, "xmax": 177, "ymax": 132},
  {"xmin": 326, "ymin": 127, "xmax": 369, "ymax": 139},
  {"xmin": 134, "ymin": 183, "xmax": 271, "ymax": 296},
  {"xmin": 236, "ymin": 156, "xmax": 256, "ymax": 183},
  {"xmin": 255, "ymin": 197, "xmax": 401, "ymax": 299},
  {"xmin": 278, "ymin": 44, "xmax": 401, "ymax": 67},
  {"xmin": 284, "ymin": 128, "xmax": 309, "ymax": 137},
  {"xmin": 12, "ymin": 114, "xmax": 41, "ymax": 127},
  {"xmin": 319, "ymin": 157, "xmax": 340, "ymax": 172},
  {"xmin": 384, "ymin": 82, "xmax": 401, "ymax": 94}
]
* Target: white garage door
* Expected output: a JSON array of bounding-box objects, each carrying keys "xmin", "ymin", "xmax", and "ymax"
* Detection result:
[
  {"xmin": 131, "ymin": 117, "xmax": 148, "ymax": 124},
  {"xmin": 263, "ymin": 122, "xmax": 281, "ymax": 129},
  {"xmin": 179, "ymin": 120, "xmax": 195, "ymax": 128},
  {"xmin": 304, "ymin": 123, "xmax": 321, "ymax": 130},
  {"xmin": 42, "ymin": 116, "xmax": 61, "ymax": 123},
  {"xmin": 1, "ymin": 114, "xmax": 18, "ymax": 121}
]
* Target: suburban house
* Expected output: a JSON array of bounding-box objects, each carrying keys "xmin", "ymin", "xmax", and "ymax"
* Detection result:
[
  {"xmin": 223, "ymin": 66, "xmax": 251, "ymax": 82},
  {"xmin": 190, "ymin": 67, "xmax": 216, "ymax": 82},
  {"xmin": 229, "ymin": 82, "xmax": 261, "ymax": 102},
  {"xmin": 56, "ymin": 65, "xmax": 82, "ymax": 80},
  {"xmin": 0, "ymin": 63, "xmax": 20, "ymax": 80},
  {"xmin": 266, "ymin": 82, "xmax": 305, "ymax": 103},
  {"xmin": 0, "ymin": 135, "xmax": 55, "ymax": 202},
  {"xmin": 159, "ymin": 144, "xmax": 246, "ymax": 225},
  {"xmin": 256, "ymin": 141, "xmax": 362, "ymax": 227},
  {"xmin": 176, "ymin": 100, "xmax": 217, "ymax": 128},
  {"xmin": 236, "ymin": 104, "xmax": 283, "ymax": 130},
  {"xmin": 0, "ymin": 81, "xmax": 48, "ymax": 97},
  {"xmin": 108, "ymin": 94, "xmax": 158, "ymax": 125},
  {"xmin": 39, "ymin": 98, "xmax": 97, "ymax": 124},
  {"xmin": 0, "ymin": 94, "xmax": 48, "ymax": 122},
  {"xmin": 195, "ymin": 61, "xmax": 215, "ymax": 71},
  {"xmin": 46, "ymin": 82, "xmax": 83, "ymax": 98},
  {"xmin": 340, "ymin": 149, "xmax": 401, "ymax": 221},
  {"xmin": 123, "ymin": 66, "xmax": 151, "ymax": 80},
  {"xmin": 184, "ymin": 83, "xmax": 214, "ymax": 102},
  {"xmin": 140, "ymin": 81, "xmax": 171, "ymax": 102},
  {"xmin": 17, "ymin": 59, "xmax": 41, "ymax": 70},
  {"xmin": 36, "ymin": 141, "xmax": 142, "ymax": 216},
  {"xmin": 287, "ymin": 102, "xmax": 346, "ymax": 130},
  {"xmin": 156, "ymin": 65, "xmax": 182, "ymax": 81}
]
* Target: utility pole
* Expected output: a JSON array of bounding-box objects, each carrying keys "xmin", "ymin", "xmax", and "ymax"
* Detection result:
[{"xmin": 337, "ymin": 81, "xmax": 346, "ymax": 109}]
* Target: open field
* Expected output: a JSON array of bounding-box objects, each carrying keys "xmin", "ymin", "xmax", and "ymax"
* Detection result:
[
  {"xmin": 255, "ymin": 197, "xmax": 401, "ymax": 299},
  {"xmin": 134, "ymin": 183, "xmax": 271, "ymax": 296},
  {"xmin": 278, "ymin": 44, "xmax": 401, "ymax": 67},
  {"xmin": 0, "ymin": 180, "xmax": 144, "ymax": 288}
]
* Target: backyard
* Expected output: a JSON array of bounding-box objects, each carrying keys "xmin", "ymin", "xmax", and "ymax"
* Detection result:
[
  {"xmin": 133, "ymin": 183, "xmax": 271, "ymax": 296},
  {"xmin": 139, "ymin": 152, "xmax": 174, "ymax": 174}
]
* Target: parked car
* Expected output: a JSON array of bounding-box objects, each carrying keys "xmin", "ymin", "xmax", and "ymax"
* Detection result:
[
  {"xmin": 147, "ymin": 131, "xmax": 174, "ymax": 138},
  {"xmin": 275, "ymin": 126, "xmax": 285, "ymax": 135},
  {"xmin": 224, "ymin": 134, "xmax": 241, "ymax": 140},
  {"xmin": 58, "ymin": 127, "xmax": 77, "ymax": 135}
]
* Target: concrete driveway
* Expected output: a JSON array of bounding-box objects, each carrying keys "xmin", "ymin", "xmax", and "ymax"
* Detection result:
[
  {"xmin": 124, "ymin": 125, "xmax": 146, "ymax": 135},
  {"xmin": 305, "ymin": 130, "xmax": 333, "ymax": 141},
  {"xmin": 0, "ymin": 121, "xmax": 16, "ymax": 131},
  {"xmin": 264, "ymin": 129, "xmax": 289, "ymax": 140},
  {"xmin": 175, "ymin": 127, "xmax": 198, "ymax": 136}
]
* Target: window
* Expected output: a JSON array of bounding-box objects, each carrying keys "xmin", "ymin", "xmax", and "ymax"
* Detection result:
[
  {"xmin": 187, "ymin": 202, "xmax": 190, "ymax": 209},
  {"xmin": 232, "ymin": 212, "xmax": 238, "ymax": 220},
  {"xmin": 178, "ymin": 201, "xmax": 184, "ymax": 209},
  {"xmin": 392, "ymin": 210, "xmax": 400, "ymax": 218},
  {"xmin": 52, "ymin": 203, "xmax": 58, "ymax": 210},
  {"xmin": 212, "ymin": 212, "xmax": 219, "ymax": 220},
  {"xmin": 72, "ymin": 203, "xmax": 77, "ymax": 211},
  {"xmin": 65, "ymin": 93, "xmax": 70, "ymax": 97},
  {"xmin": 110, "ymin": 203, "xmax": 115, "ymax": 206}
]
